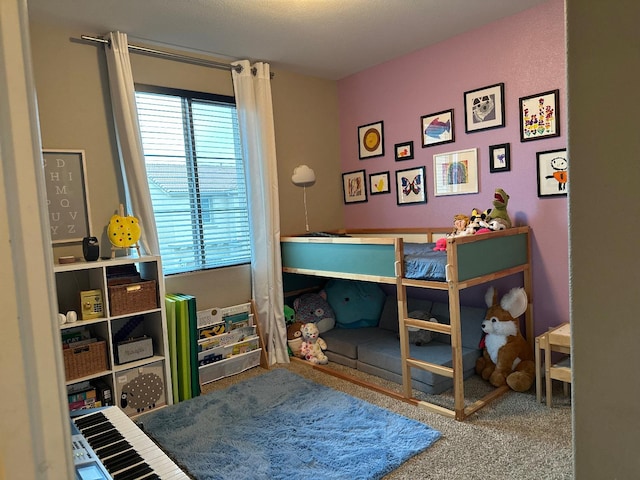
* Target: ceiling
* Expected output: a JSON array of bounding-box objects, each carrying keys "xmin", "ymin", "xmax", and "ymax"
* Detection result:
[{"xmin": 27, "ymin": 0, "xmax": 548, "ymax": 80}]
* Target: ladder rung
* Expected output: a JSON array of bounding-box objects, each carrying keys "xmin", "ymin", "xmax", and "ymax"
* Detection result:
[
  {"xmin": 406, "ymin": 358, "xmax": 454, "ymax": 378},
  {"xmin": 404, "ymin": 318, "xmax": 452, "ymax": 335}
]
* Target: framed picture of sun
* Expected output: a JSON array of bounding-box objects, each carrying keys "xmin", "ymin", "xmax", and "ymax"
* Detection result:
[{"xmin": 358, "ymin": 121, "xmax": 384, "ymax": 159}]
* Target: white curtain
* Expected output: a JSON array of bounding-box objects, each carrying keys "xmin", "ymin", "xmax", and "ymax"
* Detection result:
[
  {"xmin": 231, "ymin": 60, "xmax": 288, "ymax": 365},
  {"xmin": 104, "ymin": 31, "xmax": 159, "ymax": 255}
]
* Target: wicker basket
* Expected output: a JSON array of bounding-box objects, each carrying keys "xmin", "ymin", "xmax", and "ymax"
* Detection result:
[
  {"xmin": 108, "ymin": 280, "xmax": 158, "ymax": 316},
  {"xmin": 63, "ymin": 340, "xmax": 108, "ymax": 381}
]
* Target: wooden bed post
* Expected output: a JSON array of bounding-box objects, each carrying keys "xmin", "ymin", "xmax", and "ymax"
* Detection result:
[
  {"xmin": 524, "ymin": 228, "xmax": 534, "ymax": 350},
  {"xmin": 447, "ymin": 236, "xmax": 466, "ymax": 420},
  {"xmin": 395, "ymin": 238, "xmax": 413, "ymax": 399}
]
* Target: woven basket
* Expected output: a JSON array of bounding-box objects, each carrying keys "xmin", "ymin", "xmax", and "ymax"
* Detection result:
[
  {"xmin": 63, "ymin": 340, "xmax": 108, "ymax": 381},
  {"xmin": 108, "ymin": 280, "xmax": 158, "ymax": 316}
]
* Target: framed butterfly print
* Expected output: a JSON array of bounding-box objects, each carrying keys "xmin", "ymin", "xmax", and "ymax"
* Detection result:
[
  {"xmin": 369, "ymin": 171, "xmax": 390, "ymax": 195},
  {"xmin": 342, "ymin": 169, "xmax": 368, "ymax": 204},
  {"xmin": 489, "ymin": 143, "xmax": 510, "ymax": 173},
  {"xmin": 433, "ymin": 148, "xmax": 478, "ymax": 196},
  {"xmin": 395, "ymin": 166, "xmax": 426, "ymax": 205}
]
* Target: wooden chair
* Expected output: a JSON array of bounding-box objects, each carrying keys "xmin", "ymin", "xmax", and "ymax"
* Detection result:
[{"xmin": 535, "ymin": 322, "xmax": 571, "ymax": 407}]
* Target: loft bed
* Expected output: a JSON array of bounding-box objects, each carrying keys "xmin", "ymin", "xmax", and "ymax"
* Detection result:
[{"xmin": 281, "ymin": 226, "xmax": 532, "ymax": 421}]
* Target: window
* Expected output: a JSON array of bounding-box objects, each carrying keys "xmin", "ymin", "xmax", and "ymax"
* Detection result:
[{"xmin": 134, "ymin": 85, "xmax": 251, "ymax": 275}]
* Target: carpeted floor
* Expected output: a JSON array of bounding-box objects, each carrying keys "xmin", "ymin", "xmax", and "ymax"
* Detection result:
[{"xmin": 201, "ymin": 361, "xmax": 573, "ymax": 480}]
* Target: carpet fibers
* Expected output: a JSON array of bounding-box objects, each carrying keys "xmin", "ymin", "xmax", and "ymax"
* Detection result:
[{"xmin": 138, "ymin": 369, "xmax": 441, "ymax": 480}]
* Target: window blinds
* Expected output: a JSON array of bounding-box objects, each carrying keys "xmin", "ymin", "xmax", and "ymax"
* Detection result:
[{"xmin": 135, "ymin": 89, "xmax": 251, "ymax": 275}]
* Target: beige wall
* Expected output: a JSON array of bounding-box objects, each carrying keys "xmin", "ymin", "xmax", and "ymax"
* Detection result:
[{"xmin": 29, "ymin": 21, "xmax": 343, "ymax": 310}]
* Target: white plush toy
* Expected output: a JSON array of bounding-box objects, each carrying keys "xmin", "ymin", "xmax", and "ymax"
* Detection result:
[{"xmin": 299, "ymin": 323, "xmax": 328, "ymax": 364}]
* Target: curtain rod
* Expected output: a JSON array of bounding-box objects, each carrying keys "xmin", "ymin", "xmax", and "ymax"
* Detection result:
[{"xmin": 80, "ymin": 34, "xmax": 243, "ymax": 73}]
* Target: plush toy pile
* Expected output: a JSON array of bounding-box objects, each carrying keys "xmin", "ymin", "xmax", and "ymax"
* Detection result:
[
  {"xmin": 285, "ymin": 293, "xmax": 334, "ymax": 362},
  {"xmin": 434, "ymin": 188, "xmax": 513, "ymax": 252},
  {"xmin": 475, "ymin": 286, "xmax": 535, "ymax": 392}
]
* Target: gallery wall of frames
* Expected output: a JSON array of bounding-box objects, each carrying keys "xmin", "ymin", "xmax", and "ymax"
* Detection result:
[{"xmin": 342, "ymin": 86, "xmax": 566, "ymax": 206}]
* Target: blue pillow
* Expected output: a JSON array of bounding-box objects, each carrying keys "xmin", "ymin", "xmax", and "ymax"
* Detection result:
[{"xmin": 324, "ymin": 279, "xmax": 386, "ymax": 328}]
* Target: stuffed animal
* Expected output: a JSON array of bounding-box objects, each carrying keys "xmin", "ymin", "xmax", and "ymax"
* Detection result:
[
  {"xmin": 435, "ymin": 213, "xmax": 472, "ymax": 250},
  {"xmin": 465, "ymin": 208, "xmax": 491, "ymax": 235},
  {"xmin": 475, "ymin": 286, "xmax": 535, "ymax": 392},
  {"xmin": 284, "ymin": 305, "xmax": 296, "ymax": 325},
  {"xmin": 299, "ymin": 322, "xmax": 328, "ymax": 364},
  {"xmin": 293, "ymin": 292, "xmax": 336, "ymax": 333},
  {"xmin": 324, "ymin": 279, "xmax": 386, "ymax": 328},
  {"xmin": 287, "ymin": 321, "xmax": 305, "ymax": 358},
  {"xmin": 433, "ymin": 237, "xmax": 447, "ymax": 251},
  {"xmin": 486, "ymin": 188, "xmax": 512, "ymax": 228},
  {"xmin": 450, "ymin": 214, "xmax": 471, "ymax": 236}
]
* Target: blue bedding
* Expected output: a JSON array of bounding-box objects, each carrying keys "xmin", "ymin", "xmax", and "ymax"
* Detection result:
[{"xmin": 404, "ymin": 242, "xmax": 447, "ymax": 281}]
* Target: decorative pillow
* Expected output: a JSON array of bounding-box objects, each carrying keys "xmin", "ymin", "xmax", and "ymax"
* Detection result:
[
  {"xmin": 324, "ymin": 279, "xmax": 386, "ymax": 329},
  {"xmin": 293, "ymin": 292, "xmax": 336, "ymax": 333}
]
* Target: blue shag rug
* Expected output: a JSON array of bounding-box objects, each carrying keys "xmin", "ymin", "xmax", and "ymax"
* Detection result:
[{"xmin": 138, "ymin": 369, "xmax": 441, "ymax": 480}]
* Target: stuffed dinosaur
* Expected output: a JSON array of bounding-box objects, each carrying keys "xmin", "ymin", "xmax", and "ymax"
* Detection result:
[{"xmin": 486, "ymin": 188, "xmax": 511, "ymax": 228}]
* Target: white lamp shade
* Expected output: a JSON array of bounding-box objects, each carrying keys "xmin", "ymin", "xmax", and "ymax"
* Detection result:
[{"xmin": 291, "ymin": 165, "xmax": 316, "ymax": 187}]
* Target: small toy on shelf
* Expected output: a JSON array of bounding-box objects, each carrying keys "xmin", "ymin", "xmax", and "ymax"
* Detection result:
[
  {"xmin": 108, "ymin": 204, "xmax": 141, "ymax": 258},
  {"xmin": 475, "ymin": 286, "xmax": 535, "ymax": 392},
  {"xmin": 299, "ymin": 323, "xmax": 328, "ymax": 364}
]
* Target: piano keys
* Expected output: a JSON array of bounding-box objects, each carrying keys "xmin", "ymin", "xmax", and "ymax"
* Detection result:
[{"xmin": 72, "ymin": 406, "xmax": 189, "ymax": 480}]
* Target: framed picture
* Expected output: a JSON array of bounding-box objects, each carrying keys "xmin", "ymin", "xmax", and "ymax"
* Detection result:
[
  {"xmin": 489, "ymin": 143, "xmax": 511, "ymax": 173},
  {"xmin": 433, "ymin": 148, "xmax": 478, "ymax": 196},
  {"xmin": 395, "ymin": 166, "xmax": 426, "ymax": 205},
  {"xmin": 358, "ymin": 121, "xmax": 384, "ymax": 159},
  {"xmin": 42, "ymin": 149, "xmax": 93, "ymax": 243},
  {"xmin": 536, "ymin": 148, "xmax": 568, "ymax": 197},
  {"xmin": 394, "ymin": 141, "xmax": 414, "ymax": 161},
  {"xmin": 342, "ymin": 169, "xmax": 368, "ymax": 204},
  {"xmin": 519, "ymin": 89, "xmax": 560, "ymax": 142},
  {"xmin": 421, "ymin": 109, "xmax": 454, "ymax": 148},
  {"xmin": 369, "ymin": 171, "xmax": 390, "ymax": 195},
  {"xmin": 464, "ymin": 83, "xmax": 505, "ymax": 133}
]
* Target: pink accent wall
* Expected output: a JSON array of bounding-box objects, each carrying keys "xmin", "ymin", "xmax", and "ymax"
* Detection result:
[{"xmin": 337, "ymin": 0, "xmax": 567, "ymax": 335}]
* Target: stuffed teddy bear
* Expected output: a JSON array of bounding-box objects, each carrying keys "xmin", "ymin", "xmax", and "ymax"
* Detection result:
[
  {"xmin": 287, "ymin": 321, "xmax": 305, "ymax": 358},
  {"xmin": 299, "ymin": 322, "xmax": 328, "ymax": 364},
  {"xmin": 475, "ymin": 286, "xmax": 535, "ymax": 392},
  {"xmin": 293, "ymin": 292, "xmax": 336, "ymax": 333},
  {"xmin": 486, "ymin": 188, "xmax": 512, "ymax": 228}
]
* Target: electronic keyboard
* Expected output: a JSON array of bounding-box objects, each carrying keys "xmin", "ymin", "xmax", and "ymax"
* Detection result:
[{"xmin": 71, "ymin": 406, "xmax": 189, "ymax": 480}]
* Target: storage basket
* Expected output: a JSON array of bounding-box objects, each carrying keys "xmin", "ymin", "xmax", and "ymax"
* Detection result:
[
  {"xmin": 63, "ymin": 340, "xmax": 108, "ymax": 381},
  {"xmin": 108, "ymin": 280, "xmax": 158, "ymax": 316}
]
